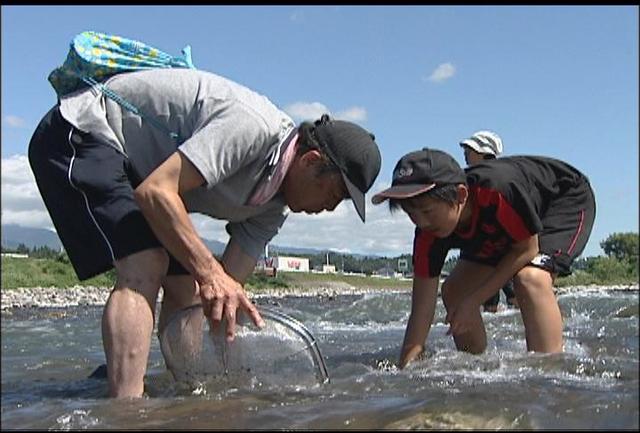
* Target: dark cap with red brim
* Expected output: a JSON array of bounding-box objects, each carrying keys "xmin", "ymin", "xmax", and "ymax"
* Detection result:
[{"xmin": 371, "ymin": 148, "xmax": 466, "ymax": 205}]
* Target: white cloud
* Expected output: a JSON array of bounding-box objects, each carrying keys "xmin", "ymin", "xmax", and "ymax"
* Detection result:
[
  {"xmin": 335, "ymin": 106, "xmax": 367, "ymax": 122},
  {"xmin": 189, "ymin": 214, "xmax": 229, "ymax": 244},
  {"xmin": 269, "ymin": 183, "xmax": 415, "ymax": 256},
  {"xmin": 284, "ymin": 102, "xmax": 330, "ymax": 122},
  {"xmin": 1, "ymin": 155, "xmax": 55, "ymax": 229},
  {"xmin": 3, "ymin": 115, "xmax": 27, "ymax": 128},
  {"xmin": 289, "ymin": 10, "xmax": 304, "ymax": 22},
  {"xmin": 190, "ymin": 181, "xmax": 415, "ymax": 257},
  {"xmin": 2, "ymin": 155, "xmax": 414, "ymax": 257},
  {"xmin": 426, "ymin": 62, "xmax": 456, "ymax": 83},
  {"xmin": 284, "ymin": 102, "xmax": 368, "ymax": 124}
]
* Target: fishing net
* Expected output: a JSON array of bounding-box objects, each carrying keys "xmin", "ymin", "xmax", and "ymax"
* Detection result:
[{"xmin": 158, "ymin": 304, "xmax": 329, "ymax": 387}]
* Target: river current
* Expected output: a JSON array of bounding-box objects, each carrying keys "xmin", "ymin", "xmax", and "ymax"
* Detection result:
[{"xmin": 1, "ymin": 287, "xmax": 638, "ymax": 429}]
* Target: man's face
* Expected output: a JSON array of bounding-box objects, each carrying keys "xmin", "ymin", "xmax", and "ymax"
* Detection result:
[
  {"xmin": 400, "ymin": 193, "xmax": 462, "ymax": 238},
  {"xmin": 282, "ymin": 151, "xmax": 348, "ymax": 214}
]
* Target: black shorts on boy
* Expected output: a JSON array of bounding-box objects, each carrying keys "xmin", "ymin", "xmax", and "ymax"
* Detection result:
[{"xmin": 28, "ymin": 106, "xmax": 188, "ymax": 280}]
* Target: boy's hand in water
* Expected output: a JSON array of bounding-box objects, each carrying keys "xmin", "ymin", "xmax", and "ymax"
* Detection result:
[
  {"xmin": 445, "ymin": 297, "xmax": 479, "ymax": 336},
  {"xmin": 399, "ymin": 344, "xmax": 425, "ymax": 369}
]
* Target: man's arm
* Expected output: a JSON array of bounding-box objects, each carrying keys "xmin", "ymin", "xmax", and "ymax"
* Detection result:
[
  {"xmin": 134, "ymin": 151, "xmax": 212, "ymax": 280},
  {"xmin": 399, "ymin": 275, "xmax": 439, "ymax": 368},
  {"xmin": 133, "ymin": 151, "xmax": 264, "ymax": 340}
]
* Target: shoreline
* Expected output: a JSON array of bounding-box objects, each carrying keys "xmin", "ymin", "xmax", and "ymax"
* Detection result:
[{"xmin": 1, "ymin": 283, "xmax": 638, "ymax": 311}]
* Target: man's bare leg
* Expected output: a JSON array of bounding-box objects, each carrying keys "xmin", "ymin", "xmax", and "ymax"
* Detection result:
[
  {"xmin": 158, "ymin": 275, "xmax": 200, "ymax": 335},
  {"xmin": 101, "ymin": 248, "xmax": 168, "ymax": 398}
]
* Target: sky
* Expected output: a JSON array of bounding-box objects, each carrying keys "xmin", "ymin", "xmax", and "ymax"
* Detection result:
[{"xmin": 1, "ymin": 5, "xmax": 638, "ymax": 258}]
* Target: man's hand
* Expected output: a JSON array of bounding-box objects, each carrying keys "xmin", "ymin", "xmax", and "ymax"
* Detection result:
[{"xmin": 199, "ymin": 272, "xmax": 265, "ymax": 343}]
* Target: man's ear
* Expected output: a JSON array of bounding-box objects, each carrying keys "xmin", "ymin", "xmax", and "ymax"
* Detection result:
[
  {"xmin": 299, "ymin": 149, "xmax": 323, "ymax": 167},
  {"xmin": 456, "ymin": 184, "xmax": 469, "ymax": 205}
]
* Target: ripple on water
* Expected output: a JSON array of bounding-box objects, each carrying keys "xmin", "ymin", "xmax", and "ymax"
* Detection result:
[
  {"xmin": 385, "ymin": 410, "xmax": 523, "ymax": 429},
  {"xmin": 53, "ymin": 409, "xmax": 100, "ymax": 430}
]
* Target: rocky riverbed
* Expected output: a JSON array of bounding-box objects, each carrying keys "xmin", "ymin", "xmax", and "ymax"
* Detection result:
[{"xmin": 1, "ymin": 283, "xmax": 638, "ymax": 311}]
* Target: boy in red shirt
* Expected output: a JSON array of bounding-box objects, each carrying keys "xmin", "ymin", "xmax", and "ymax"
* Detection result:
[{"xmin": 371, "ymin": 148, "xmax": 595, "ymax": 368}]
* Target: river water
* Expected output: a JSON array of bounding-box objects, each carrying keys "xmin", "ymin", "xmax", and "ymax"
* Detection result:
[{"xmin": 1, "ymin": 287, "xmax": 638, "ymax": 429}]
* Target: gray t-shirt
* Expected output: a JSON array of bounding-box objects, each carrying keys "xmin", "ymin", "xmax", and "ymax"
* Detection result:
[{"xmin": 59, "ymin": 68, "xmax": 295, "ymax": 259}]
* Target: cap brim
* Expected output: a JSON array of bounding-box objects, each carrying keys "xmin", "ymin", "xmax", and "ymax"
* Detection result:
[
  {"xmin": 342, "ymin": 173, "xmax": 366, "ymax": 222},
  {"xmin": 460, "ymin": 140, "xmax": 483, "ymax": 153},
  {"xmin": 371, "ymin": 183, "xmax": 436, "ymax": 205}
]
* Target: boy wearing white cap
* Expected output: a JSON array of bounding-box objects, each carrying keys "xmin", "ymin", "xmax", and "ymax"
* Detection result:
[
  {"xmin": 460, "ymin": 131, "xmax": 517, "ymax": 312},
  {"xmin": 459, "ymin": 130, "xmax": 503, "ymax": 165}
]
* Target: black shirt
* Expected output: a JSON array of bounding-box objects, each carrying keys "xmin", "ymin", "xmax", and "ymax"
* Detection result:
[{"xmin": 413, "ymin": 156, "xmax": 588, "ymax": 278}]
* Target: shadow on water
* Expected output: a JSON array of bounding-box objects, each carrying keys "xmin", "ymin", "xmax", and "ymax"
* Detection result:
[{"xmin": 1, "ymin": 289, "xmax": 638, "ymax": 429}]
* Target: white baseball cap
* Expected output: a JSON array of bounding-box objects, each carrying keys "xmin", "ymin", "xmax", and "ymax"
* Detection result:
[{"xmin": 459, "ymin": 130, "xmax": 503, "ymax": 157}]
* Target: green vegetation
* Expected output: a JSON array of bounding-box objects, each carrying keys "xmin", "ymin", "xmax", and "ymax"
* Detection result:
[
  {"xmin": 1, "ymin": 256, "xmax": 115, "ymax": 290},
  {"xmin": 1, "ymin": 255, "xmax": 411, "ymax": 292},
  {"xmin": 284, "ymin": 251, "xmax": 414, "ymax": 276},
  {"xmin": 556, "ymin": 232, "xmax": 638, "ymax": 286},
  {"xmin": 556, "ymin": 232, "xmax": 639, "ymax": 286},
  {"xmin": 246, "ymin": 271, "xmax": 412, "ymax": 292},
  {"xmin": 2, "ymin": 232, "xmax": 637, "ymax": 291}
]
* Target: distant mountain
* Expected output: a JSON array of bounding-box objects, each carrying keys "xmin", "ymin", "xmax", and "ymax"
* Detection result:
[
  {"xmin": 1, "ymin": 224, "xmax": 63, "ymax": 250},
  {"xmin": 1, "ymin": 224, "xmax": 382, "ymax": 258},
  {"xmin": 1, "ymin": 224, "xmax": 229, "ymax": 256},
  {"xmin": 268, "ymin": 244, "xmax": 379, "ymax": 258},
  {"xmin": 268, "ymin": 245, "xmax": 324, "ymax": 255}
]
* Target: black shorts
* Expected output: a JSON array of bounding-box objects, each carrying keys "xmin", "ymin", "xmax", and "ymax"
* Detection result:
[
  {"xmin": 28, "ymin": 106, "xmax": 188, "ymax": 280},
  {"xmin": 462, "ymin": 177, "xmax": 596, "ymax": 277}
]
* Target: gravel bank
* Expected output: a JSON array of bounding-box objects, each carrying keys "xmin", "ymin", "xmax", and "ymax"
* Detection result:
[{"xmin": 1, "ymin": 283, "xmax": 638, "ymax": 311}]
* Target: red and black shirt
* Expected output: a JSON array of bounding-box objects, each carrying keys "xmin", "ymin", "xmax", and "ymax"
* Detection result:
[{"xmin": 413, "ymin": 156, "xmax": 587, "ymax": 278}]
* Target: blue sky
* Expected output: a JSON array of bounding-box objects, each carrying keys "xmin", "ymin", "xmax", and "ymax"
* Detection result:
[{"xmin": 2, "ymin": 5, "xmax": 638, "ymax": 258}]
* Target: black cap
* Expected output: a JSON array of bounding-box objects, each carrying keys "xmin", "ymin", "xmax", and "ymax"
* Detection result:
[
  {"xmin": 313, "ymin": 115, "xmax": 381, "ymax": 222},
  {"xmin": 371, "ymin": 148, "xmax": 465, "ymax": 204}
]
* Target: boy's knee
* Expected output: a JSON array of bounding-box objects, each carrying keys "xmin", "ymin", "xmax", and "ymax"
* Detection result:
[{"xmin": 514, "ymin": 266, "xmax": 553, "ymax": 297}]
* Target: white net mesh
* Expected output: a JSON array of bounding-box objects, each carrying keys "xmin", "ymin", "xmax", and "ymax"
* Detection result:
[{"xmin": 159, "ymin": 304, "xmax": 329, "ymax": 387}]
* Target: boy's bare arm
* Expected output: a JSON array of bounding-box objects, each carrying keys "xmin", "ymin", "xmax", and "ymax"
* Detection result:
[
  {"xmin": 470, "ymin": 234, "xmax": 539, "ymax": 307},
  {"xmin": 399, "ymin": 275, "xmax": 439, "ymax": 368},
  {"xmin": 446, "ymin": 235, "xmax": 539, "ymax": 336}
]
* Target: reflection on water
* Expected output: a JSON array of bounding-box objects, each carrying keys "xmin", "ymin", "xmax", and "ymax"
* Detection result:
[{"xmin": 1, "ymin": 288, "xmax": 638, "ymax": 429}]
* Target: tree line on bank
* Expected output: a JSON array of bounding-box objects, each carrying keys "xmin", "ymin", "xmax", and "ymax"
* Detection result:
[{"xmin": 2, "ymin": 232, "xmax": 638, "ymax": 286}]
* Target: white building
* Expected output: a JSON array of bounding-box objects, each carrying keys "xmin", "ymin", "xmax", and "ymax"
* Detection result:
[
  {"xmin": 274, "ymin": 256, "xmax": 310, "ymax": 273},
  {"xmin": 1, "ymin": 253, "xmax": 29, "ymax": 259},
  {"xmin": 322, "ymin": 264, "xmax": 336, "ymax": 274}
]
